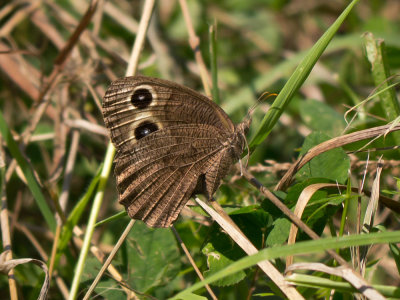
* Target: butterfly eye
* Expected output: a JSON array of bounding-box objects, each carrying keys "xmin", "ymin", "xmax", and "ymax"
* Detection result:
[
  {"xmin": 135, "ymin": 121, "xmax": 158, "ymax": 140},
  {"xmin": 131, "ymin": 88, "xmax": 152, "ymax": 109}
]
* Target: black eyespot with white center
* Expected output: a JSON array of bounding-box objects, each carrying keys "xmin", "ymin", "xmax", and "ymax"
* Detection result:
[
  {"xmin": 131, "ymin": 88, "xmax": 152, "ymax": 109},
  {"xmin": 135, "ymin": 122, "xmax": 158, "ymax": 140}
]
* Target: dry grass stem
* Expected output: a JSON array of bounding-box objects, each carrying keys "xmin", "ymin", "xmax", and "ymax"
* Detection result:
[
  {"xmin": 83, "ymin": 220, "xmax": 137, "ymax": 300},
  {"xmin": 171, "ymin": 226, "xmax": 218, "ymax": 300},
  {"xmin": 179, "ymin": 0, "xmax": 211, "ymax": 96},
  {"xmin": 242, "ymin": 169, "xmax": 385, "ymax": 298},
  {"xmin": 276, "ymin": 123, "xmax": 400, "ymax": 190},
  {"xmin": 196, "ymin": 197, "xmax": 305, "ymax": 299}
]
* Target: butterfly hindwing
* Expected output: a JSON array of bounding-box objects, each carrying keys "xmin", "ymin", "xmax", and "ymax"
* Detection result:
[{"xmin": 114, "ymin": 125, "xmax": 233, "ymax": 227}]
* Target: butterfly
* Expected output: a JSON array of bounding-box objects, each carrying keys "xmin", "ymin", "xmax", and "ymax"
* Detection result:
[{"xmin": 102, "ymin": 76, "xmax": 250, "ymax": 227}]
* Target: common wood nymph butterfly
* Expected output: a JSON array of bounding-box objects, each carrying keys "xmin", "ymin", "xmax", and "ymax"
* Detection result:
[{"xmin": 102, "ymin": 76, "xmax": 250, "ymax": 227}]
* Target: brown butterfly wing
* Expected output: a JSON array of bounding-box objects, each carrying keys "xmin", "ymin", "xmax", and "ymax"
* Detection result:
[
  {"xmin": 115, "ymin": 125, "xmax": 236, "ymax": 227},
  {"xmin": 102, "ymin": 76, "xmax": 234, "ymax": 153},
  {"xmin": 102, "ymin": 76, "xmax": 241, "ymax": 228}
]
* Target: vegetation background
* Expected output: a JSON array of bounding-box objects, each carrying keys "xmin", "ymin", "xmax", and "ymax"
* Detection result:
[{"xmin": 0, "ymin": 0, "xmax": 400, "ymax": 299}]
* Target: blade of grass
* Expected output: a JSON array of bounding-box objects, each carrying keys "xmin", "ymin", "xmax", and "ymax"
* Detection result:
[
  {"xmin": 171, "ymin": 230, "xmax": 400, "ymax": 299},
  {"xmin": 54, "ymin": 165, "xmax": 102, "ymax": 264},
  {"xmin": 286, "ymin": 274, "xmax": 400, "ymax": 297},
  {"xmin": 363, "ymin": 32, "xmax": 400, "ymax": 145},
  {"xmin": 0, "ymin": 111, "xmax": 56, "ymax": 232},
  {"xmin": 68, "ymin": 1, "xmax": 155, "ymax": 298},
  {"xmin": 209, "ymin": 22, "xmax": 219, "ymax": 104},
  {"xmin": 249, "ymin": 0, "xmax": 360, "ymax": 149},
  {"xmin": 94, "ymin": 210, "xmax": 127, "ymax": 227},
  {"xmin": 67, "ymin": 145, "xmax": 115, "ymax": 300},
  {"xmin": 364, "ymin": 32, "xmax": 400, "ymax": 120}
]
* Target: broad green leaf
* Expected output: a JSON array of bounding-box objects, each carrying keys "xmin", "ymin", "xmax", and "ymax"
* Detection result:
[
  {"xmin": 202, "ymin": 242, "xmax": 246, "ymax": 286},
  {"xmin": 82, "ymin": 222, "xmax": 181, "ymax": 296},
  {"xmin": 296, "ymin": 132, "xmax": 350, "ymax": 184},
  {"xmin": 202, "ymin": 210, "xmax": 270, "ymax": 286},
  {"xmin": 81, "ymin": 257, "xmax": 125, "ymax": 299},
  {"xmin": 299, "ymin": 99, "xmax": 346, "ymax": 137},
  {"xmin": 124, "ymin": 222, "xmax": 181, "ymax": 292},
  {"xmin": 265, "ymin": 218, "xmax": 291, "ymax": 247}
]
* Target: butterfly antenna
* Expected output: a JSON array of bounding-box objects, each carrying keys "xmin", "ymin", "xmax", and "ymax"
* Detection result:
[
  {"xmin": 241, "ymin": 91, "xmax": 276, "ymax": 169},
  {"xmin": 239, "ymin": 92, "xmax": 277, "ymax": 176},
  {"xmin": 245, "ymin": 91, "xmax": 278, "ymax": 120}
]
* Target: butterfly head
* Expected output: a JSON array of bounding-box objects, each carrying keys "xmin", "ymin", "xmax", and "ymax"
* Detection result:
[
  {"xmin": 231, "ymin": 117, "xmax": 251, "ymax": 159},
  {"xmin": 237, "ymin": 116, "xmax": 251, "ymax": 135}
]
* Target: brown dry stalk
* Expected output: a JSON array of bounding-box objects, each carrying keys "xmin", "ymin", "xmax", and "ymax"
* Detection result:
[
  {"xmin": 197, "ymin": 198, "xmax": 305, "ymax": 299},
  {"xmin": 242, "ymin": 169, "xmax": 385, "ymax": 299},
  {"xmin": 276, "ymin": 123, "xmax": 400, "ymax": 190},
  {"xmin": 0, "ymin": 141, "xmax": 17, "ymax": 300},
  {"xmin": 4, "ymin": 1, "xmax": 99, "ymax": 182},
  {"xmin": 284, "ymin": 180, "xmax": 400, "ymax": 269},
  {"xmin": 82, "ymin": 220, "xmax": 138, "ymax": 300},
  {"xmin": 178, "ymin": 0, "xmax": 211, "ymax": 96},
  {"xmin": 171, "ymin": 226, "xmax": 217, "ymax": 300}
]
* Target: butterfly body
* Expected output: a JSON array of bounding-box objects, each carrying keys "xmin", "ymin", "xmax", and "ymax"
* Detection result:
[{"xmin": 103, "ymin": 76, "xmax": 250, "ymax": 227}]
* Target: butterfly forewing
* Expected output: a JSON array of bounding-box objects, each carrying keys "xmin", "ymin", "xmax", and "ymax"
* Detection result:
[
  {"xmin": 102, "ymin": 76, "xmax": 247, "ymax": 227},
  {"xmin": 103, "ymin": 76, "xmax": 235, "ymax": 154}
]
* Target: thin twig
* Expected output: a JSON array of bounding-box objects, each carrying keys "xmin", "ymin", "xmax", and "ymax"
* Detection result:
[
  {"xmin": 197, "ymin": 198, "xmax": 304, "ymax": 299},
  {"xmin": 242, "ymin": 169, "xmax": 384, "ymax": 299},
  {"xmin": 0, "ymin": 137, "xmax": 17, "ymax": 300},
  {"xmin": 178, "ymin": 0, "xmax": 211, "ymax": 96},
  {"xmin": 126, "ymin": 0, "xmax": 155, "ymax": 77},
  {"xmin": 171, "ymin": 226, "xmax": 217, "ymax": 300},
  {"xmin": 276, "ymin": 123, "xmax": 400, "ymax": 190},
  {"xmin": 83, "ymin": 219, "xmax": 137, "ymax": 300}
]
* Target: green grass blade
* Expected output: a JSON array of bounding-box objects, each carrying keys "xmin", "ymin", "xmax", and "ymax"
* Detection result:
[
  {"xmin": 286, "ymin": 274, "xmax": 400, "ymax": 297},
  {"xmin": 68, "ymin": 143, "xmax": 115, "ymax": 300},
  {"xmin": 95, "ymin": 210, "xmax": 127, "ymax": 227},
  {"xmin": 171, "ymin": 230, "xmax": 400, "ymax": 299},
  {"xmin": 249, "ymin": 0, "xmax": 360, "ymax": 149},
  {"xmin": 56, "ymin": 165, "xmax": 103, "ymax": 260},
  {"xmin": 364, "ymin": 32, "xmax": 400, "ymax": 120},
  {"xmin": 363, "ymin": 32, "xmax": 400, "ymax": 145},
  {"xmin": 0, "ymin": 111, "xmax": 56, "ymax": 232}
]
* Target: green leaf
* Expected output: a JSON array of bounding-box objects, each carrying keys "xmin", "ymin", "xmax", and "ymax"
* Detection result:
[
  {"xmin": 285, "ymin": 178, "xmax": 332, "ymax": 207},
  {"xmin": 82, "ymin": 222, "xmax": 181, "ymax": 296},
  {"xmin": 176, "ymin": 293, "xmax": 208, "ymax": 300},
  {"xmin": 171, "ymin": 230, "xmax": 400, "ymax": 299},
  {"xmin": 202, "ymin": 242, "xmax": 246, "ymax": 286},
  {"xmin": 363, "ymin": 32, "xmax": 400, "ymax": 145},
  {"xmin": 299, "ymin": 99, "xmax": 346, "ymax": 137},
  {"xmin": 265, "ymin": 218, "xmax": 291, "ymax": 247},
  {"xmin": 124, "ymin": 222, "xmax": 181, "ymax": 292},
  {"xmin": 81, "ymin": 257, "xmax": 125, "ymax": 299},
  {"xmin": 202, "ymin": 210, "xmax": 270, "ymax": 286},
  {"xmin": 56, "ymin": 166, "xmax": 102, "ymax": 264},
  {"xmin": 296, "ymin": 132, "xmax": 350, "ymax": 184}
]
